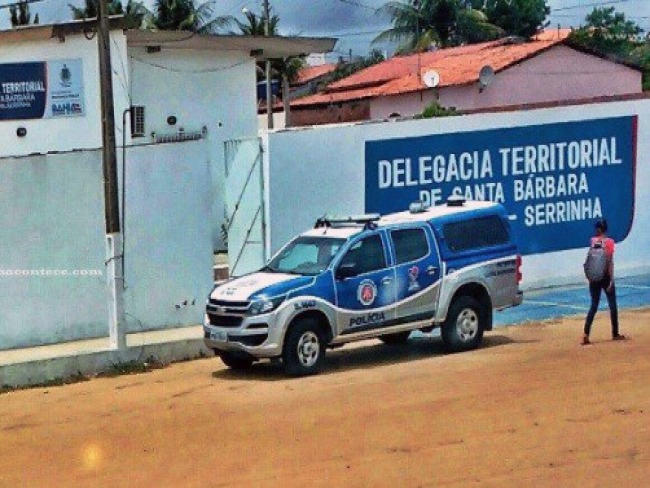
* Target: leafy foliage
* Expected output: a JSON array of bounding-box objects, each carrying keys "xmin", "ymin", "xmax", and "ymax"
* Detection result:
[
  {"xmin": 421, "ymin": 102, "xmax": 460, "ymax": 117},
  {"xmin": 479, "ymin": 0, "xmax": 550, "ymax": 39},
  {"xmin": 319, "ymin": 49, "xmax": 386, "ymax": 87},
  {"xmin": 231, "ymin": 8, "xmax": 304, "ymax": 87},
  {"xmin": 570, "ymin": 7, "xmax": 648, "ymax": 91},
  {"xmin": 374, "ymin": 0, "xmax": 549, "ymax": 52},
  {"xmin": 69, "ymin": 0, "xmax": 148, "ymax": 29},
  {"xmin": 569, "ymin": 7, "xmax": 643, "ymax": 57},
  {"xmin": 147, "ymin": 0, "xmax": 233, "ymax": 33},
  {"xmin": 9, "ymin": 0, "xmax": 38, "ymax": 26}
]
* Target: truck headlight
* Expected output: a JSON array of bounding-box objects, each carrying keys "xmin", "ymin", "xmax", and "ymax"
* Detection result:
[{"xmin": 248, "ymin": 295, "xmax": 286, "ymax": 315}]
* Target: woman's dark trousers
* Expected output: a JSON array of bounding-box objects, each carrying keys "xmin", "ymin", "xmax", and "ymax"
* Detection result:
[{"xmin": 584, "ymin": 277, "xmax": 619, "ymax": 337}]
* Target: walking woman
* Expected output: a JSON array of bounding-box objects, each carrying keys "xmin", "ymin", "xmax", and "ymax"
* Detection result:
[{"xmin": 583, "ymin": 219, "xmax": 626, "ymax": 345}]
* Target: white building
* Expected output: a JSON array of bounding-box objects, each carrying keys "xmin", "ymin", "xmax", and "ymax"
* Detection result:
[
  {"xmin": 0, "ymin": 19, "xmax": 334, "ymax": 350},
  {"xmin": 0, "ymin": 18, "xmax": 335, "ymax": 249}
]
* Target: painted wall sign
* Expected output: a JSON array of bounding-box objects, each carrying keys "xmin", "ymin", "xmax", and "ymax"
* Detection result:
[
  {"xmin": 0, "ymin": 59, "xmax": 85, "ymax": 120},
  {"xmin": 365, "ymin": 117, "xmax": 637, "ymax": 255}
]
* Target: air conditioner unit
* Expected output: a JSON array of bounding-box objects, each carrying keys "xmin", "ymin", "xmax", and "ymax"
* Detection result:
[{"xmin": 130, "ymin": 106, "xmax": 145, "ymax": 137}]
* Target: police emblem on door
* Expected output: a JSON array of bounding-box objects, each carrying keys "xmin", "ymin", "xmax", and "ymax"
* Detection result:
[
  {"xmin": 408, "ymin": 266, "xmax": 420, "ymax": 292},
  {"xmin": 357, "ymin": 280, "xmax": 377, "ymax": 307}
]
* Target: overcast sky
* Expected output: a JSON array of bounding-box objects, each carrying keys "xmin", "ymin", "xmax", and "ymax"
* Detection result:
[{"xmin": 1, "ymin": 0, "xmax": 648, "ymax": 60}]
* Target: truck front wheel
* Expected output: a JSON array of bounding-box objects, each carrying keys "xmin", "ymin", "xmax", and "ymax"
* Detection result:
[
  {"xmin": 441, "ymin": 296, "xmax": 485, "ymax": 352},
  {"xmin": 283, "ymin": 317, "xmax": 326, "ymax": 377}
]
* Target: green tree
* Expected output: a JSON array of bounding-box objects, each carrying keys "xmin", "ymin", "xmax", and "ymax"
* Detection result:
[
  {"xmin": 69, "ymin": 0, "xmax": 123, "ymax": 19},
  {"xmin": 232, "ymin": 9, "xmax": 279, "ymax": 36},
  {"xmin": 374, "ymin": 0, "xmax": 503, "ymax": 52},
  {"xmin": 69, "ymin": 0, "xmax": 147, "ymax": 28},
  {"xmin": 147, "ymin": 0, "xmax": 232, "ymax": 33},
  {"xmin": 320, "ymin": 49, "xmax": 386, "ymax": 86},
  {"xmin": 231, "ymin": 7, "xmax": 305, "ymax": 121},
  {"xmin": 479, "ymin": 0, "xmax": 550, "ymax": 39},
  {"xmin": 630, "ymin": 43, "xmax": 650, "ymax": 90},
  {"xmin": 9, "ymin": 0, "xmax": 38, "ymax": 26},
  {"xmin": 569, "ymin": 7, "xmax": 643, "ymax": 57},
  {"xmin": 570, "ymin": 7, "xmax": 647, "ymax": 91}
]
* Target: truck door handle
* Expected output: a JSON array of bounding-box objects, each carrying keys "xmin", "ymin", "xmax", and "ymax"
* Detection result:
[
  {"xmin": 381, "ymin": 276, "xmax": 393, "ymax": 285},
  {"xmin": 426, "ymin": 266, "xmax": 438, "ymax": 275}
]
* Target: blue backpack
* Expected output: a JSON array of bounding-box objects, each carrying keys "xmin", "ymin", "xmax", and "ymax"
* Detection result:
[{"xmin": 583, "ymin": 240, "xmax": 608, "ymax": 282}]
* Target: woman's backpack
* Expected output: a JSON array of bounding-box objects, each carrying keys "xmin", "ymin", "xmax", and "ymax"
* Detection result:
[{"xmin": 583, "ymin": 240, "xmax": 608, "ymax": 282}]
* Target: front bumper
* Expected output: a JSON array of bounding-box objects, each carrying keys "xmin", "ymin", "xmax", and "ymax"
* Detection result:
[{"xmin": 203, "ymin": 314, "xmax": 283, "ymax": 359}]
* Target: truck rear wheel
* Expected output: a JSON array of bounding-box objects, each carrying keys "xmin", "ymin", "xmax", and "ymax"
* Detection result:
[
  {"xmin": 379, "ymin": 331, "xmax": 411, "ymax": 345},
  {"xmin": 441, "ymin": 296, "xmax": 485, "ymax": 352},
  {"xmin": 283, "ymin": 317, "xmax": 325, "ymax": 377}
]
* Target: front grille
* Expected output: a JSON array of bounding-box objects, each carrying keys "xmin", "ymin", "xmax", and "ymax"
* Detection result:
[
  {"xmin": 207, "ymin": 314, "xmax": 243, "ymax": 328},
  {"xmin": 207, "ymin": 299, "xmax": 250, "ymax": 315}
]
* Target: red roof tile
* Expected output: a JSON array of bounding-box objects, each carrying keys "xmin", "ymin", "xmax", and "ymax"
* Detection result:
[
  {"xmin": 293, "ymin": 63, "xmax": 337, "ymax": 85},
  {"xmin": 293, "ymin": 30, "xmax": 572, "ymax": 107}
]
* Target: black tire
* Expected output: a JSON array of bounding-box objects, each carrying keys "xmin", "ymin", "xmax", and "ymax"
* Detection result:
[
  {"xmin": 282, "ymin": 317, "xmax": 326, "ymax": 377},
  {"xmin": 218, "ymin": 351, "xmax": 254, "ymax": 370},
  {"xmin": 441, "ymin": 296, "xmax": 486, "ymax": 352},
  {"xmin": 379, "ymin": 331, "xmax": 411, "ymax": 345}
]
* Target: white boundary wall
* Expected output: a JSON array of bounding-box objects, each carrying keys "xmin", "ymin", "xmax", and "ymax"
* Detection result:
[
  {"xmin": 258, "ymin": 99, "xmax": 650, "ymax": 289},
  {"xmin": 120, "ymin": 141, "xmax": 214, "ymax": 332},
  {"xmin": 0, "ymin": 151, "xmax": 108, "ymax": 349},
  {"xmin": 0, "ymin": 141, "xmax": 215, "ymax": 350}
]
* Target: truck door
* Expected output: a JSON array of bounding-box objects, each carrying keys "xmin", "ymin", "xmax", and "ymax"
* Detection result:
[
  {"xmin": 389, "ymin": 225, "xmax": 442, "ymax": 322},
  {"xmin": 333, "ymin": 233, "xmax": 396, "ymax": 334}
]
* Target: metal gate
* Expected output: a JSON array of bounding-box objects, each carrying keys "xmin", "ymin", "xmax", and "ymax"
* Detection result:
[{"xmin": 224, "ymin": 137, "xmax": 267, "ymax": 277}]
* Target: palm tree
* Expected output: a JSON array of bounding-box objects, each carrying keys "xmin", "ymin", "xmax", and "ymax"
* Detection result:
[
  {"xmin": 232, "ymin": 9, "xmax": 279, "ymax": 36},
  {"xmin": 374, "ymin": 0, "xmax": 502, "ymax": 51},
  {"xmin": 9, "ymin": 0, "xmax": 38, "ymax": 26},
  {"xmin": 69, "ymin": 0, "xmax": 147, "ymax": 28},
  {"xmin": 231, "ymin": 8, "xmax": 304, "ymax": 125},
  {"xmin": 69, "ymin": 0, "xmax": 124, "ymax": 19},
  {"xmin": 148, "ymin": 0, "xmax": 233, "ymax": 33}
]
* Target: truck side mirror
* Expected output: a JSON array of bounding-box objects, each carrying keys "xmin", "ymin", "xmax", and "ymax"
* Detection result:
[{"xmin": 336, "ymin": 262, "xmax": 358, "ymax": 280}]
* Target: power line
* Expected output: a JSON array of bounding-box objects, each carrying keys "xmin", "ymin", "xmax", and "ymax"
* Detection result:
[{"xmin": 552, "ymin": 0, "xmax": 629, "ymax": 12}]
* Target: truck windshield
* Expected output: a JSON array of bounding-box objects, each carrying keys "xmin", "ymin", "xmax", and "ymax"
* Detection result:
[{"xmin": 264, "ymin": 236, "xmax": 346, "ymax": 276}]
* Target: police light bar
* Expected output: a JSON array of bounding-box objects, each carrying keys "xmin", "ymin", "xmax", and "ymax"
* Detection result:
[
  {"xmin": 314, "ymin": 214, "xmax": 381, "ymax": 229},
  {"xmin": 446, "ymin": 195, "xmax": 466, "ymax": 207}
]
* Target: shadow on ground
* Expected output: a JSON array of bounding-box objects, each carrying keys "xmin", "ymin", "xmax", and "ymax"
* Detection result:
[{"xmin": 211, "ymin": 334, "xmax": 534, "ymax": 381}]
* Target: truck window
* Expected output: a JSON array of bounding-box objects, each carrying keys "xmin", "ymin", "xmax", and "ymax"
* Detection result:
[
  {"xmin": 340, "ymin": 234, "xmax": 386, "ymax": 275},
  {"xmin": 443, "ymin": 216, "xmax": 509, "ymax": 252},
  {"xmin": 390, "ymin": 228, "xmax": 429, "ymax": 264},
  {"xmin": 268, "ymin": 237, "xmax": 345, "ymax": 275}
]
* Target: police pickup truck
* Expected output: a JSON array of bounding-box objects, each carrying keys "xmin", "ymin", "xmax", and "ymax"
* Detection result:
[{"xmin": 205, "ymin": 197, "xmax": 523, "ymax": 376}]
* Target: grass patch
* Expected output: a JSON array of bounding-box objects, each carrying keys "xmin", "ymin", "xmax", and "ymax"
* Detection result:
[
  {"xmin": 0, "ymin": 356, "xmax": 171, "ymax": 395},
  {"xmin": 98, "ymin": 356, "xmax": 167, "ymax": 378}
]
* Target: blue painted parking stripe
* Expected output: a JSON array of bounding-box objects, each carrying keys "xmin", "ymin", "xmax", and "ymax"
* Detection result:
[
  {"xmin": 617, "ymin": 284, "xmax": 650, "ymax": 290},
  {"xmin": 523, "ymin": 299, "xmax": 589, "ymax": 311}
]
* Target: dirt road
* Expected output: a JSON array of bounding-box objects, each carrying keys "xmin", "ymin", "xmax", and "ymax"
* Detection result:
[{"xmin": 1, "ymin": 310, "xmax": 648, "ymax": 487}]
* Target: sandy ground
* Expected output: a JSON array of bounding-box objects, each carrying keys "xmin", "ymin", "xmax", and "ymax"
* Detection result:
[{"xmin": 1, "ymin": 310, "xmax": 648, "ymax": 488}]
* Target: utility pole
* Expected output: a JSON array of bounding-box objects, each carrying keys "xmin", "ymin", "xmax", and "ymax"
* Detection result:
[
  {"xmin": 264, "ymin": 0, "xmax": 274, "ymax": 129},
  {"xmin": 97, "ymin": 0, "xmax": 126, "ymax": 351}
]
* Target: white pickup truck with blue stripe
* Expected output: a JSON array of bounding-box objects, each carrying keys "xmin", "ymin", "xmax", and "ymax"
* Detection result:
[{"xmin": 205, "ymin": 198, "xmax": 523, "ymax": 376}]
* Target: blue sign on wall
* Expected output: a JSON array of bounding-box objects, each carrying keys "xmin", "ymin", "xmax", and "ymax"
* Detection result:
[
  {"xmin": 365, "ymin": 117, "xmax": 637, "ymax": 255},
  {"xmin": 0, "ymin": 62, "xmax": 47, "ymax": 120},
  {"xmin": 0, "ymin": 59, "xmax": 85, "ymax": 121}
]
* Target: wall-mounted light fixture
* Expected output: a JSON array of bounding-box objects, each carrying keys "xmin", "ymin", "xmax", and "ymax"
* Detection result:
[
  {"xmin": 16, "ymin": 127, "xmax": 27, "ymax": 137},
  {"xmin": 167, "ymin": 115, "xmax": 177, "ymax": 126}
]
